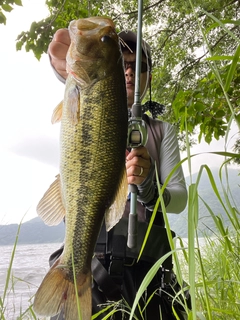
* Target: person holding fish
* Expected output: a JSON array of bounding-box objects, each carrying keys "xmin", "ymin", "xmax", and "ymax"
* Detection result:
[{"xmin": 35, "ymin": 18, "xmax": 190, "ymax": 320}]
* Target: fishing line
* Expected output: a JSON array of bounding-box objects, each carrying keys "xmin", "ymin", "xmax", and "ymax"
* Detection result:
[{"xmin": 140, "ymin": 41, "xmax": 151, "ymax": 101}]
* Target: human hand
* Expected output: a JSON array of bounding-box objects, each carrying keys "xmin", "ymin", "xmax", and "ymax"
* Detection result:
[
  {"xmin": 126, "ymin": 146, "xmax": 151, "ymax": 185},
  {"xmin": 48, "ymin": 29, "xmax": 70, "ymax": 80}
]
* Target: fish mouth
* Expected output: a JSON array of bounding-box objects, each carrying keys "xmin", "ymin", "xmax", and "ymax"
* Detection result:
[
  {"xmin": 68, "ymin": 18, "xmax": 118, "ymax": 60},
  {"xmin": 69, "ymin": 18, "xmax": 116, "ymax": 39},
  {"xmin": 76, "ymin": 17, "xmax": 115, "ymax": 30},
  {"xmin": 66, "ymin": 17, "xmax": 122, "ymax": 84}
]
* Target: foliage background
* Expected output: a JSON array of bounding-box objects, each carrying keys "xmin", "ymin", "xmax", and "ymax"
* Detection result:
[{"xmin": 1, "ymin": 0, "xmax": 239, "ymax": 152}]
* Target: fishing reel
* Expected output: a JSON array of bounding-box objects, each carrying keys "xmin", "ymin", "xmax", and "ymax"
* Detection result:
[{"xmin": 127, "ymin": 102, "xmax": 148, "ymax": 148}]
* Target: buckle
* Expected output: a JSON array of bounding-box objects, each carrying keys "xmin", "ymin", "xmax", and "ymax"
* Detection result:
[
  {"xmin": 160, "ymin": 267, "xmax": 173, "ymax": 295},
  {"xmin": 124, "ymin": 257, "xmax": 136, "ymax": 266}
]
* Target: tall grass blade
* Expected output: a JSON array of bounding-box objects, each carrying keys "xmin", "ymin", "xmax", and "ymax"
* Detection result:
[
  {"xmin": 187, "ymin": 183, "xmax": 198, "ymax": 320},
  {"xmin": 224, "ymin": 45, "xmax": 240, "ymax": 92},
  {"xmin": 129, "ymin": 250, "xmax": 175, "ymax": 320},
  {"xmin": 71, "ymin": 247, "xmax": 82, "ymax": 320},
  {"xmin": 2, "ymin": 221, "xmax": 22, "ymax": 304},
  {"xmin": 203, "ymin": 11, "xmax": 240, "ymax": 44}
]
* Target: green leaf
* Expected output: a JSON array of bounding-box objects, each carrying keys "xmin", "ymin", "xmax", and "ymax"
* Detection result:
[
  {"xmin": 16, "ymin": 40, "xmax": 23, "ymax": 51},
  {"xmin": 194, "ymin": 102, "xmax": 205, "ymax": 112},
  {"xmin": 234, "ymin": 113, "xmax": 240, "ymax": 129},
  {"xmin": 205, "ymin": 55, "xmax": 235, "ymax": 61},
  {"xmin": 205, "ymin": 19, "xmax": 240, "ymax": 34},
  {"xmin": 203, "ymin": 10, "xmax": 240, "ymax": 43},
  {"xmin": 205, "ymin": 132, "xmax": 212, "ymax": 144},
  {"xmin": 2, "ymin": 4, "xmax": 13, "ymax": 12},
  {"xmin": 0, "ymin": 11, "xmax": 6, "ymax": 24},
  {"xmin": 14, "ymin": 0, "xmax": 22, "ymax": 5},
  {"xmin": 224, "ymin": 45, "xmax": 240, "ymax": 92},
  {"xmin": 215, "ymin": 110, "xmax": 225, "ymax": 118}
]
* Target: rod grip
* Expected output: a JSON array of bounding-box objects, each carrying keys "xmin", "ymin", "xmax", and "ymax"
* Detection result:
[{"xmin": 127, "ymin": 213, "xmax": 138, "ymax": 248}]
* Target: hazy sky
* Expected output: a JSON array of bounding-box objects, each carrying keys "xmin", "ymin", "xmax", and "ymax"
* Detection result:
[
  {"xmin": 0, "ymin": 0, "xmax": 62, "ymax": 224},
  {"xmin": 0, "ymin": 0, "xmax": 239, "ymax": 225}
]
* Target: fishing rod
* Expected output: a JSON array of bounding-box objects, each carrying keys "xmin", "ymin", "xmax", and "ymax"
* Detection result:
[{"xmin": 127, "ymin": 0, "xmax": 148, "ymax": 249}]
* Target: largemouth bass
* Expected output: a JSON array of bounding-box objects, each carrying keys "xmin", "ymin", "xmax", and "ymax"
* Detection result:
[{"xmin": 33, "ymin": 17, "xmax": 128, "ymax": 320}]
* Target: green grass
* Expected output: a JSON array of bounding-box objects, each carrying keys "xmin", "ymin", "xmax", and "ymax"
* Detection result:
[
  {"xmin": 1, "ymin": 161, "xmax": 239, "ymax": 320},
  {"xmin": 0, "ymin": 218, "xmax": 38, "ymax": 320}
]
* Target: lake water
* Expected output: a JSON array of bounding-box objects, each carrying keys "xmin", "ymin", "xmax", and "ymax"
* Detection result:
[
  {"xmin": 0, "ymin": 242, "xmax": 63, "ymax": 320},
  {"xmin": 0, "ymin": 239, "xmax": 206, "ymax": 319}
]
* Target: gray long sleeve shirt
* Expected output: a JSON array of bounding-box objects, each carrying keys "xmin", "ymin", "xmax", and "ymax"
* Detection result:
[{"xmin": 137, "ymin": 114, "xmax": 187, "ymax": 214}]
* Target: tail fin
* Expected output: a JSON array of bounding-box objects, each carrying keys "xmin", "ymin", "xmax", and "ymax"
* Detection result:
[{"xmin": 33, "ymin": 259, "xmax": 92, "ymax": 320}]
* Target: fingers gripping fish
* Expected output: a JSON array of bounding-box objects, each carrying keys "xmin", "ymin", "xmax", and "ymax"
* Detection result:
[{"xmin": 33, "ymin": 17, "xmax": 128, "ymax": 320}]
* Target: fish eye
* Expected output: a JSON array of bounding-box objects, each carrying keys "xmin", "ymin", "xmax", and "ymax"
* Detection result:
[{"xmin": 101, "ymin": 35, "xmax": 111, "ymax": 42}]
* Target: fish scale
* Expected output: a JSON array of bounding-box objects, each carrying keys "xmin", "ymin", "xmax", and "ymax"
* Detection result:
[
  {"xmin": 34, "ymin": 17, "xmax": 128, "ymax": 320},
  {"xmin": 61, "ymin": 78, "xmax": 127, "ymax": 273}
]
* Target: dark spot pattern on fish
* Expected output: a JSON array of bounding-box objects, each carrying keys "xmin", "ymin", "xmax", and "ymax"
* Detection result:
[{"xmin": 62, "ymin": 77, "xmax": 128, "ymax": 277}]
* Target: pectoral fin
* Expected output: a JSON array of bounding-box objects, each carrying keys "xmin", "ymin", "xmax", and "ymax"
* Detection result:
[
  {"xmin": 52, "ymin": 101, "xmax": 63, "ymax": 124},
  {"xmin": 36, "ymin": 174, "xmax": 65, "ymax": 226},
  {"xmin": 63, "ymin": 77, "xmax": 81, "ymax": 125},
  {"xmin": 51, "ymin": 78, "xmax": 80, "ymax": 125},
  {"xmin": 105, "ymin": 168, "xmax": 128, "ymax": 231}
]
